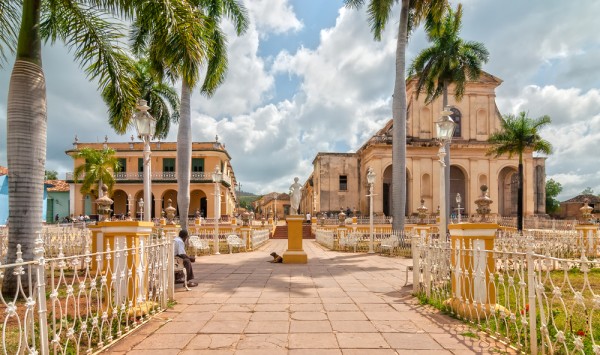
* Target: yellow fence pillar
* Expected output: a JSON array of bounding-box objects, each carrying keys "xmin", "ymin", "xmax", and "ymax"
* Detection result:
[
  {"xmin": 283, "ymin": 216, "xmax": 307, "ymax": 263},
  {"xmin": 445, "ymin": 222, "xmax": 499, "ymax": 320},
  {"xmin": 575, "ymin": 224, "xmax": 599, "ymax": 256},
  {"xmin": 89, "ymin": 221, "xmax": 155, "ymax": 310}
]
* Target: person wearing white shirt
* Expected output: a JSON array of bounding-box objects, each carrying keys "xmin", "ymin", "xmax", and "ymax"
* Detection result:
[{"xmin": 174, "ymin": 229, "xmax": 197, "ymax": 287}]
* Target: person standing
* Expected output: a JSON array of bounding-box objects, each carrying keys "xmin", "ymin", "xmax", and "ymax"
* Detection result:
[{"xmin": 173, "ymin": 229, "xmax": 198, "ymax": 287}]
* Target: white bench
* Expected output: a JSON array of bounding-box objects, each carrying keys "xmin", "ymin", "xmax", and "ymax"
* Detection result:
[
  {"xmin": 227, "ymin": 235, "xmax": 246, "ymax": 253},
  {"xmin": 174, "ymin": 256, "xmax": 190, "ymax": 291},
  {"xmin": 380, "ymin": 236, "xmax": 400, "ymax": 255},
  {"xmin": 338, "ymin": 233, "xmax": 360, "ymax": 252},
  {"xmin": 188, "ymin": 235, "xmax": 210, "ymax": 256}
]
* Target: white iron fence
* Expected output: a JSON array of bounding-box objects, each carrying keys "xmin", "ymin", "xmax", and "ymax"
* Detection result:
[
  {"xmin": 250, "ymin": 229, "xmax": 269, "ymax": 249},
  {"xmin": 0, "ymin": 232, "xmax": 173, "ymax": 354},
  {"xmin": 315, "ymin": 228, "xmax": 413, "ymax": 256},
  {"xmin": 412, "ymin": 230, "xmax": 600, "ymax": 354}
]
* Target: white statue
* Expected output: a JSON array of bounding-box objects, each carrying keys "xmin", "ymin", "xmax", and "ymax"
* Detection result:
[{"xmin": 289, "ymin": 177, "xmax": 302, "ymax": 215}]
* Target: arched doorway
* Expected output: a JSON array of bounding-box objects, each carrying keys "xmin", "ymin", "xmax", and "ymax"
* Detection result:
[
  {"xmin": 498, "ymin": 167, "xmax": 518, "ymax": 216},
  {"xmin": 190, "ymin": 189, "xmax": 208, "ymax": 218},
  {"xmin": 449, "ymin": 166, "xmax": 467, "ymax": 217},
  {"xmin": 382, "ymin": 165, "xmax": 410, "ymax": 217},
  {"xmin": 111, "ymin": 189, "xmax": 128, "ymax": 218}
]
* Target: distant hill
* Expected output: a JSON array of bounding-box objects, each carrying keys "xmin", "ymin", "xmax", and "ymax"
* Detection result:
[{"xmin": 237, "ymin": 190, "xmax": 257, "ymax": 197}]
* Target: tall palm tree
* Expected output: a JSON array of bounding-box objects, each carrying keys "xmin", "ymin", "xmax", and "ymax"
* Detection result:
[
  {"xmin": 487, "ymin": 112, "xmax": 552, "ymax": 231},
  {"xmin": 132, "ymin": 0, "xmax": 248, "ymax": 230},
  {"xmin": 103, "ymin": 58, "xmax": 180, "ymax": 140},
  {"xmin": 344, "ymin": 0, "xmax": 447, "ymax": 231},
  {"xmin": 0, "ymin": 0, "xmax": 201, "ymax": 295},
  {"xmin": 72, "ymin": 147, "xmax": 121, "ymax": 203},
  {"xmin": 408, "ymin": 3, "xmax": 489, "ymax": 231}
]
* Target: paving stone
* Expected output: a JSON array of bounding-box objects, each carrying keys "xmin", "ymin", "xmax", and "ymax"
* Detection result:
[
  {"xmin": 184, "ymin": 333, "xmax": 240, "ymax": 349},
  {"xmin": 335, "ymin": 332, "xmax": 389, "ymax": 349},
  {"xmin": 290, "ymin": 320, "xmax": 333, "ymax": 333},
  {"xmin": 131, "ymin": 333, "xmax": 194, "ymax": 350},
  {"xmin": 291, "ymin": 311, "xmax": 328, "ymax": 320},
  {"xmin": 236, "ymin": 333, "xmax": 288, "ymax": 349},
  {"xmin": 200, "ymin": 320, "xmax": 249, "ymax": 334},
  {"xmin": 327, "ymin": 312, "xmax": 367, "ymax": 321},
  {"xmin": 289, "ymin": 333, "xmax": 339, "ymax": 349},
  {"xmin": 382, "ymin": 332, "xmax": 444, "ymax": 350},
  {"xmin": 244, "ymin": 320, "xmax": 290, "ymax": 333},
  {"xmin": 330, "ymin": 320, "xmax": 378, "ymax": 332},
  {"xmin": 250, "ymin": 311, "xmax": 289, "ymax": 321}
]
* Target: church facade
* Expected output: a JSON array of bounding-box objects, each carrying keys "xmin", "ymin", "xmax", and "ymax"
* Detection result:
[{"xmin": 300, "ymin": 72, "xmax": 547, "ymax": 219}]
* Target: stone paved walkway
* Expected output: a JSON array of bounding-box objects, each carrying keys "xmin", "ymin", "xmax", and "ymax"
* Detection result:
[{"xmin": 104, "ymin": 239, "xmax": 517, "ymax": 354}]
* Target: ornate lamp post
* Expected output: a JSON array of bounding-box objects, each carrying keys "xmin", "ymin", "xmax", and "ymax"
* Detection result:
[
  {"xmin": 435, "ymin": 107, "xmax": 457, "ymax": 238},
  {"xmin": 367, "ymin": 167, "xmax": 376, "ymax": 253},
  {"xmin": 456, "ymin": 193, "xmax": 463, "ymax": 223},
  {"xmin": 212, "ymin": 165, "xmax": 222, "ymax": 254},
  {"xmin": 274, "ymin": 193, "xmax": 279, "ymax": 224},
  {"xmin": 133, "ymin": 99, "xmax": 156, "ymax": 221}
]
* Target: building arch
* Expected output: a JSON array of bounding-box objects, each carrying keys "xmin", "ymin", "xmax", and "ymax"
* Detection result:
[
  {"xmin": 382, "ymin": 165, "xmax": 410, "ymax": 217},
  {"xmin": 450, "ymin": 107, "xmax": 462, "ymax": 138},
  {"xmin": 498, "ymin": 166, "xmax": 518, "ymax": 216},
  {"xmin": 190, "ymin": 189, "xmax": 208, "ymax": 218},
  {"xmin": 111, "ymin": 189, "xmax": 128, "ymax": 217},
  {"xmin": 449, "ymin": 165, "xmax": 468, "ymax": 216}
]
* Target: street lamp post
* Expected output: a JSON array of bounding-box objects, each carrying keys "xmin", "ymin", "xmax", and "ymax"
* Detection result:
[
  {"xmin": 212, "ymin": 165, "xmax": 222, "ymax": 254},
  {"xmin": 274, "ymin": 193, "xmax": 278, "ymax": 224},
  {"xmin": 435, "ymin": 107, "xmax": 457, "ymax": 238},
  {"xmin": 133, "ymin": 99, "xmax": 156, "ymax": 222},
  {"xmin": 367, "ymin": 167, "xmax": 376, "ymax": 253},
  {"xmin": 456, "ymin": 193, "xmax": 463, "ymax": 223}
]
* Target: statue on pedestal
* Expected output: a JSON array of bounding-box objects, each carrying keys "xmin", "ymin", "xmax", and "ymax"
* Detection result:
[{"xmin": 289, "ymin": 177, "xmax": 302, "ymax": 215}]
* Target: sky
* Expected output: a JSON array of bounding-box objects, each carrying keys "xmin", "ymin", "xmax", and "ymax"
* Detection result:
[{"xmin": 1, "ymin": 0, "xmax": 599, "ymax": 201}]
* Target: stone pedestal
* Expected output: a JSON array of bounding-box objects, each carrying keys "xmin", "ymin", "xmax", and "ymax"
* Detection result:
[
  {"xmin": 575, "ymin": 224, "xmax": 599, "ymax": 256},
  {"xmin": 445, "ymin": 223, "xmax": 500, "ymax": 320},
  {"xmin": 89, "ymin": 221, "xmax": 155, "ymax": 311},
  {"xmin": 283, "ymin": 216, "xmax": 307, "ymax": 263}
]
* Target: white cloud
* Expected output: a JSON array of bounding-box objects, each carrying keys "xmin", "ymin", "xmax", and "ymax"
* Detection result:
[{"xmin": 244, "ymin": 0, "xmax": 303, "ymax": 35}]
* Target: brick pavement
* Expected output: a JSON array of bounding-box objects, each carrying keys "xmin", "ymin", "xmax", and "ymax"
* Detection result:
[{"xmin": 103, "ymin": 239, "xmax": 517, "ymax": 354}]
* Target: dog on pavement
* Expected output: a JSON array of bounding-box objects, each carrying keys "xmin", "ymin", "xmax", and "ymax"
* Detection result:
[{"xmin": 269, "ymin": 252, "xmax": 283, "ymax": 263}]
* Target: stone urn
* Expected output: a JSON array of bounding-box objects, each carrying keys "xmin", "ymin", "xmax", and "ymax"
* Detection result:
[
  {"xmin": 242, "ymin": 211, "xmax": 251, "ymax": 226},
  {"xmin": 417, "ymin": 199, "xmax": 429, "ymax": 225},
  {"xmin": 579, "ymin": 199, "xmax": 594, "ymax": 224},
  {"xmin": 338, "ymin": 210, "xmax": 346, "ymax": 226},
  {"xmin": 474, "ymin": 185, "xmax": 493, "ymax": 222},
  {"xmin": 95, "ymin": 184, "xmax": 113, "ymax": 222},
  {"xmin": 164, "ymin": 199, "xmax": 177, "ymax": 225}
]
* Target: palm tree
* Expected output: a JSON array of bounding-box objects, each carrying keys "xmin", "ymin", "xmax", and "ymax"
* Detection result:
[
  {"xmin": 72, "ymin": 147, "xmax": 121, "ymax": 203},
  {"xmin": 344, "ymin": 0, "xmax": 447, "ymax": 231},
  {"xmin": 0, "ymin": 0, "xmax": 201, "ymax": 295},
  {"xmin": 408, "ymin": 3, "xmax": 489, "ymax": 231},
  {"xmin": 487, "ymin": 112, "xmax": 552, "ymax": 231},
  {"xmin": 131, "ymin": 0, "xmax": 248, "ymax": 230},
  {"xmin": 103, "ymin": 58, "xmax": 180, "ymax": 140}
]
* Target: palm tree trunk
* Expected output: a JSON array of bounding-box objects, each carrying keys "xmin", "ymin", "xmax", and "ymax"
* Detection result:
[
  {"xmin": 517, "ymin": 155, "xmax": 524, "ymax": 232},
  {"xmin": 3, "ymin": 0, "xmax": 45, "ymax": 297},
  {"xmin": 177, "ymin": 81, "xmax": 192, "ymax": 230},
  {"xmin": 391, "ymin": 0, "xmax": 410, "ymax": 231}
]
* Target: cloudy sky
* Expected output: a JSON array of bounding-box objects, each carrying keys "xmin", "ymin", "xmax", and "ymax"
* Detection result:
[{"xmin": 1, "ymin": 0, "xmax": 599, "ymax": 201}]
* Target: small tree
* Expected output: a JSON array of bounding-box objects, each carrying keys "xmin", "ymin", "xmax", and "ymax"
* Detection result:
[
  {"xmin": 581, "ymin": 187, "xmax": 594, "ymax": 195},
  {"xmin": 545, "ymin": 178, "xmax": 562, "ymax": 215},
  {"xmin": 45, "ymin": 170, "xmax": 58, "ymax": 180},
  {"xmin": 487, "ymin": 112, "xmax": 552, "ymax": 231},
  {"xmin": 72, "ymin": 148, "xmax": 121, "ymax": 201}
]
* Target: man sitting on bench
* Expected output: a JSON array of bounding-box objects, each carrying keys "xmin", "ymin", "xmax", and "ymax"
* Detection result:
[{"xmin": 174, "ymin": 229, "xmax": 198, "ymax": 287}]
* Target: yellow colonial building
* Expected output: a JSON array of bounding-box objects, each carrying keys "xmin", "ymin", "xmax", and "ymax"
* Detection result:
[
  {"xmin": 66, "ymin": 138, "xmax": 238, "ymax": 220},
  {"xmin": 301, "ymin": 72, "xmax": 546, "ymax": 218}
]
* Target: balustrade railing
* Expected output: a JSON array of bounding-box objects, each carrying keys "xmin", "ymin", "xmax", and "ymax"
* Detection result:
[
  {"xmin": 0, "ymin": 232, "xmax": 173, "ymax": 354},
  {"xmin": 251, "ymin": 229, "xmax": 269, "ymax": 249},
  {"xmin": 412, "ymin": 230, "xmax": 600, "ymax": 354},
  {"xmin": 315, "ymin": 228, "xmax": 412, "ymax": 256},
  {"xmin": 66, "ymin": 171, "xmax": 232, "ymax": 184}
]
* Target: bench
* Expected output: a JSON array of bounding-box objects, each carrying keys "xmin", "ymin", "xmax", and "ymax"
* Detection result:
[
  {"xmin": 338, "ymin": 233, "xmax": 360, "ymax": 252},
  {"xmin": 174, "ymin": 256, "xmax": 191, "ymax": 291},
  {"xmin": 188, "ymin": 235, "xmax": 210, "ymax": 256},
  {"xmin": 227, "ymin": 235, "xmax": 246, "ymax": 254},
  {"xmin": 380, "ymin": 236, "xmax": 400, "ymax": 255}
]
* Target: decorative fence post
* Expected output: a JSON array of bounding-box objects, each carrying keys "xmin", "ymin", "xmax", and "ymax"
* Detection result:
[
  {"xmin": 34, "ymin": 232, "xmax": 50, "ymax": 355},
  {"xmin": 411, "ymin": 234, "xmax": 420, "ymax": 294},
  {"xmin": 526, "ymin": 247, "xmax": 538, "ymax": 354}
]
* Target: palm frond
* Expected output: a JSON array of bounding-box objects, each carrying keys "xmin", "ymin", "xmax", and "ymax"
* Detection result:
[
  {"xmin": 368, "ymin": 0, "xmax": 395, "ymax": 41},
  {"xmin": 0, "ymin": 0, "xmax": 20, "ymax": 68}
]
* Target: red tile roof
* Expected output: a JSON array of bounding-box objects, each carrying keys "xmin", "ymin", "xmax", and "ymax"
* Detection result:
[{"xmin": 46, "ymin": 180, "xmax": 70, "ymax": 192}]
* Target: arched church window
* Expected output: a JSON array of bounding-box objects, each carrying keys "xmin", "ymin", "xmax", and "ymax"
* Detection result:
[{"xmin": 450, "ymin": 107, "xmax": 462, "ymax": 138}]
